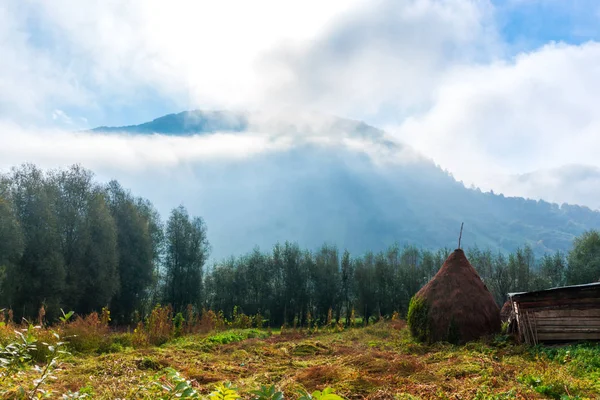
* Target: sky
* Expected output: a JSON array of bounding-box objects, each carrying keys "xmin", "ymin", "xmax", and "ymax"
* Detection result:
[{"xmin": 1, "ymin": 0, "xmax": 600, "ymax": 211}]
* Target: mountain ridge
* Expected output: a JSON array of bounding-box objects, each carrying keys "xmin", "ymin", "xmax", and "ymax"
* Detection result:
[{"xmin": 90, "ymin": 110, "xmax": 600, "ymax": 259}]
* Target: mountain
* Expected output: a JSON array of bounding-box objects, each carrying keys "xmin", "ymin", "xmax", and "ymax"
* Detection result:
[
  {"xmin": 92, "ymin": 110, "xmax": 600, "ymax": 259},
  {"xmin": 91, "ymin": 110, "xmax": 249, "ymax": 135}
]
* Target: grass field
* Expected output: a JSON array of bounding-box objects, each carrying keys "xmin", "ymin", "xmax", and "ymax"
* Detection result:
[{"xmin": 2, "ymin": 320, "xmax": 600, "ymax": 399}]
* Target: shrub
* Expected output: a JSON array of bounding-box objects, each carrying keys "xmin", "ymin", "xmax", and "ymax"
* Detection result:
[
  {"xmin": 254, "ymin": 312, "xmax": 265, "ymax": 329},
  {"xmin": 112, "ymin": 332, "xmax": 134, "ymax": 348},
  {"xmin": 406, "ymin": 296, "xmax": 430, "ymax": 343},
  {"xmin": 146, "ymin": 305, "xmax": 174, "ymax": 345},
  {"xmin": 184, "ymin": 304, "xmax": 198, "ymax": 334},
  {"xmin": 232, "ymin": 306, "xmax": 252, "ymax": 329},
  {"xmin": 132, "ymin": 322, "xmax": 150, "ymax": 348},
  {"xmin": 173, "ymin": 312, "xmax": 185, "ymax": 337},
  {"xmin": 250, "ymin": 384, "xmax": 284, "ymax": 400},
  {"xmin": 199, "ymin": 309, "xmax": 226, "ymax": 332},
  {"xmin": 63, "ymin": 312, "xmax": 110, "ymax": 353}
]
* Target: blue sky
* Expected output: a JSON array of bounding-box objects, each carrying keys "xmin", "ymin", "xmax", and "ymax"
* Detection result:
[
  {"xmin": 495, "ymin": 0, "xmax": 600, "ymax": 49},
  {"xmin": 1, "ymin": 0, "xmax": 600, "ymax": 211},
  {"xmin": 2, "ymin": 0, "xmax": 599, "ymax": 129}
]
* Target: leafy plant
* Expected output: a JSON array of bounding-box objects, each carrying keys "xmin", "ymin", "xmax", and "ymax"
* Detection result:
[
  {"xmin": 0, "ymin": 330, "xmax": 36, "ymax": 373},
  {"xmin": 26, "ymin": 332, "xmax": 69, "ymax": 399},
  {"xmin": 208, "ymin": 382, "xmax": 240, "ymax": 400},
  {"xmin": 250, "ymin": 384, "xmax": 284, "ymax": 400},
  {"xmin": 173, "ymin": 312, "xmax": 185, "ymax": 337},
  {"xmin": 297, "ymin": 387, "xmax": 344, "ymax": 400},
  {"xmin": 406, "ymin": 296, "xmax": 430, "ymax": 343},
  {"xmin": 59, "ymin": 309, "xmax": 75, "ymax": 325},
  {"xmin": 154, "ymin": 367, "xmax": 199, "ymax": 399},
  {"xmin": 0, "ymin": 330, "xmax": 70, "ymax": 399}
]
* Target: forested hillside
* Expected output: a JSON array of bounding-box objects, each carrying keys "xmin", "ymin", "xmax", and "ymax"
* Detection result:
[
  {"xmin": 90, "ymin": 110, "xmax": 600, "ymax": 259},
  {"xmin": 2, "ymin": 164, "xmax": 599, "ymax": 327}
]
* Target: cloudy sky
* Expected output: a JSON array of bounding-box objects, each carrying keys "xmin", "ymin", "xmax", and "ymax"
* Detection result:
[{"xmin": 1, "ymin": 0, "xmax": 600, "ymax": 210}]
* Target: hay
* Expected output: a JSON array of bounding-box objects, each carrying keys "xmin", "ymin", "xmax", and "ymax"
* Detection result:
[{"xmin": 408, "ymin": 249, "xmax": 500, "ymax": 344}]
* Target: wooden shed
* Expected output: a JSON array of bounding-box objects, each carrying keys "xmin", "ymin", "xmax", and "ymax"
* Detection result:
[{"xmin": 508, "ymin": 283, "xmax": 600, "ymax": 344}]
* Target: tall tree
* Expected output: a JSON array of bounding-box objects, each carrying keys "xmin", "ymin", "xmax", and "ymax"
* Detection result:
[
  {"xmin": 8, "ymin": 164, "xmax": 65, "ymax": 319},
  {"xmin": 163, "ymin": 205, "xmax": 210, "ymax": 312},
  {"xmin": 340, "ymin": 249, "xmax": 353, "ymax": 325},
  {"xmin": 539, "ymin": 251, "xmax": 566, "ymax": 288},
  {"xmin": 78, "ymin": 190, "xmax": 119, "ymax": 313},
  {"xmin": 0, "ymin": 190, "xmax": 24, "ymax": 308},
  {"xmin": 567, "ymin": 230, "xmax": 600, "ymax": 285},
  {"xmin": 106, "ymin": 181, "xmax": 157, "ymax": 324}
]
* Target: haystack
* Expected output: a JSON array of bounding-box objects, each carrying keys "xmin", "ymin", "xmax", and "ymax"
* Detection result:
[{"xmin": 407, "ymin": 249, "xmax": 501, "ymax": 344}]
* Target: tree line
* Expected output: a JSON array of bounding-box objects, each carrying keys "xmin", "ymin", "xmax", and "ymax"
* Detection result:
[{"xmin": 0, "ymin": 164, "xmax": 599, "ymax": 326}]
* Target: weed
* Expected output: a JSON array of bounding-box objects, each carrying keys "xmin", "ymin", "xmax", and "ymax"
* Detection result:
[
  {"xmin": 154, "ymin": 366, "xmax": 199, "ymax": 399},
  {"xmin": 209, "ymin": 382, "xmax": 240, "ymax": 400},
  {"xmin": 250, "ymin": 384, "xmax": 284, "ymax": 400},
  {"xmin": 0, "ymin": 330, "xmax": 36, "ymax": 373},
  {"xmin": 174, "ymin": 312, "xmax": 185, "ymax": 337},
  {"xmin": 147, "ymin": 304, "xmax": 174, "ymax": 345},
  {"xmin": 59, "ymin": 309, "xmax": 75, "ymax": 325},
  {"xmin": 63, "ymin": 311, "xmax": 110, "ymax": 353},
  {"xmin": 297, "ymin": 387, "xmax": 344, "ymax": 400}
]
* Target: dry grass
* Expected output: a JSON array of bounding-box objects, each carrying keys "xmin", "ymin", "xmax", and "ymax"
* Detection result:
[{"xmin": 1, "ymin": 321, "xmax": 599, "ymax": 399}]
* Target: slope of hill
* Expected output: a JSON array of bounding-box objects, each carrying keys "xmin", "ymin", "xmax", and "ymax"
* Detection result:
[{"xmin": 92, "ymin": 110, "xmax": 600, "ymax": 259}]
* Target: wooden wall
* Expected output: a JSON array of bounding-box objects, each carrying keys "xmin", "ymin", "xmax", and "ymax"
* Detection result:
[{"xmin": 510, "ymin": 284, "xmax": 600, "ymax": 344}]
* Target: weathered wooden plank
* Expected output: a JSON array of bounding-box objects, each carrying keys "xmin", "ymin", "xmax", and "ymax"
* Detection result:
[
  {"xmin": 532, "ymin": 309, "xmax": 600, "ymax": 318},
  {"xmin": 517, "ymin": 298, "xmax": 600, "ymax": 310},
  {"xmin": 537, "ymin": 319, "xmax": 600, "ymax": 327},
  {"xmin": 537, "ymin": 332, "xmax": 600, "ymax": 341},
  {"xmin": 535, "ymin": 327, "xmax": 600, "ymax": 333}
]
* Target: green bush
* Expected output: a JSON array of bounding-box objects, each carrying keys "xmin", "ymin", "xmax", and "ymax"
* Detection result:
[{"xmin": 406, "ymin": 296, "xmax": 430, "ymax": 343}]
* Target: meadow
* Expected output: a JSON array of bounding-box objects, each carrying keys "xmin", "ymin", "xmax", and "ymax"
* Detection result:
[{"xmin": 1, "ymin": 307, "xmax": 599, "ymax": 400}]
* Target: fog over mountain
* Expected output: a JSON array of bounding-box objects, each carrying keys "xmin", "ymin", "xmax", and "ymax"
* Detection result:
[{"xmin": 89, "ymin": 110, "xmax": 600, "ymax": 260}]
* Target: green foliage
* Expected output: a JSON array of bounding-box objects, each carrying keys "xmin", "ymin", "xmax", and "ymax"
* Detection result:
[
  {"xmin": 63, "ymin": 311, "xmax": 110, "ymax": 353},
  {"xmin": 164, "ymin": 205, "xmax": 210, "ymax": 312},
  {"xmin": 250, "ymin": 384, "xmax": 284, "ymax": 400},
  {"xmin": 209, "ymin": 382, "xmax": 240, "ymax": 400},
  {"xmin": 154, "ymin": 367, "xmax": 200, "ymax": 399},
  {"xmin": 59, "ymin": 309, "xmax": 74, "ymax": 324},
  {"xmin": 0, "ymin": 330, "xmax": 70, "ymax": 399},
  {"xmin": 206, "ymin": 329, "xmax": 267, "ymax": 345},
  {"xmin": 518, "ymin": 374, "xmax": 573, "ymax": 399},
  {"xmin": 2, "ymin": 161, "xmax": 600, "ymax": 335},
  {"xmin": 173, "ymin": 312, "xmax": 185, "ymax": 337},
  {"xmin": 297, "ymin": 387, "xmax": 344, "ymax": 400},
  {"xmin": 567, "ymin": 229, "xmax": 600, "ymax": 285},
  {"xmin": 0, "ymin": 330, "xmax": 36, "ymax": 373},
  {"xmin": 146, "ymin": 304, "xmax": 174, "ymax": 345},
  {"xmin": 531, "ymin": 343, "xmax": 600, "ymax": 378},
  {"xmin": 406, "ymin": 296, "xmax": 430, "ymax": 343}
]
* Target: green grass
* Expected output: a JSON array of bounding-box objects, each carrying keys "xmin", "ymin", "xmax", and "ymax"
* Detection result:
[{"xmin": 1, "ymin": 323, "xmax": 600, "ymax": 399}]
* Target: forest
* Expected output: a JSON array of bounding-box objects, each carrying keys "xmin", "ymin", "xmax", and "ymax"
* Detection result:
[{"xmin": 1, "ymin": 164, "xmax": 599, "ymax": 328}]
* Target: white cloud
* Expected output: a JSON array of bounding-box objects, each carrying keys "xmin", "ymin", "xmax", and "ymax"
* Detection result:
[
  {"xmin": 0, "ymin": 115, "xmax": 421, "ymax": 175},
  {"xmin": 2, "ymin": 0, "xmax": 600, "ymax": 210},
  {"xmin": 0, "ymin": 3, "xmax": 89, "ymax": 124},
  {"xmin": 392, "ymin": 41, "xmax": 600, "ymax": 202},
  {"xmin": 8, "ymin": 0, "xmax": 366, "ymax": 120},
  {"xmin": 494, "ymin": 164, "xmax": 600, "ymax": 210},
  {"xmin": 257, "ymin": 0, "xmax": 499, "ymax": 119}
]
